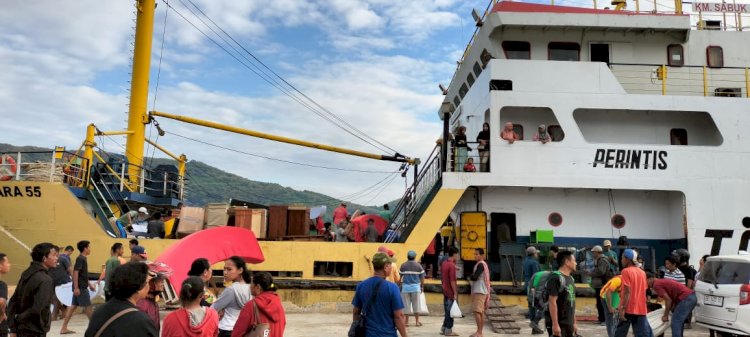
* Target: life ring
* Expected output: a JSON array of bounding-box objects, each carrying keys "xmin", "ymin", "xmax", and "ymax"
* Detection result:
[
  {"xmin": 466, "ymin": 230, "xmax": 479, "ymax": 242},
  {"xmin": 0, "ymin": 155, "xmax": 17, "ymax": 181}
]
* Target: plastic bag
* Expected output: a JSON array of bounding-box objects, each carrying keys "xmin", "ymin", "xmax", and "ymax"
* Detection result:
[
  {"xmin": 450, "ymin": 300, "xmax": 462, "ymax": 318},
  {"xmin": 418, "ymin": 292, "xmax": 429, "ymax": 315}
]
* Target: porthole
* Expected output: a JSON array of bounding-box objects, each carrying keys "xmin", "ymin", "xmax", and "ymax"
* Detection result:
[
  {"xmin": 611, "ymin": 214, "xmax": 626, "ymax": 229},
  {"xmin": 548, "ymin": 212, "xmax": 563, "ymax": 227}
]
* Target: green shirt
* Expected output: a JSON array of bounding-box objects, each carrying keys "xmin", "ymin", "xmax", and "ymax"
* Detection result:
[
  {"xmin": 104, "ymin": 256, "xmax": 121, "ymax": 292},
  {"xmin": 117, "ymin": 210, "xmax": 139, "ymax": 225},
  {"xmin": 604, "ymin": 250, "xmax": 618, "ymax": 272}
]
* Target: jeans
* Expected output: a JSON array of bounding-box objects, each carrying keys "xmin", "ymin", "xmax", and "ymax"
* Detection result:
[
  {"xmin": 614, "ymin": 313, "xmax": 653, "ymax": 337},
  {"xmin": 442, "ymin": 297, "xmax": 455, "ymax": 332},
  {"xmin": 527, "ymin": 289, "xmax": 536, "ymax": 320},
  {"xmin": 594, "ymin": 288, "xmax": 605, "ymax": 322},
  {"xmin": 670, "ymin": 293, "xmax": 697, "ymax": 337},
  {"xmin": 602, "ymin": 300, "xmax": 618, "ymax": 337}
]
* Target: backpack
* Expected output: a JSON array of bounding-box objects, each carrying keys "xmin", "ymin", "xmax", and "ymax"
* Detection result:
[{"xmin": 539, "ymin": 271, "xmax": 568, "ymax": 312}]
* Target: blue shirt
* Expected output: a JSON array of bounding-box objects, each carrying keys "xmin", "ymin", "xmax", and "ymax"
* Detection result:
[
  {"xmin": 352, "ymin": 276, "xmax": 404, "ymax": 337},
  {"xmin": 523, "ymin": 257, "xmax": 541, "ymax": 284}
]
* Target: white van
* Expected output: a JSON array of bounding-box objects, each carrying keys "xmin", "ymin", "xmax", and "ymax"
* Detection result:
[{"xmin": 694, "ymin": 255, "xmax": 750, "ymax": 337}]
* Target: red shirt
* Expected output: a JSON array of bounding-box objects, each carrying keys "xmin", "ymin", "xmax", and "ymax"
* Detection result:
[
  {"xmin": 425, "ymin": 238, "xmax": 437, "ymax": 255},
  {"xmin": 441, "ymin": 259, "xmax": 457, "ymax": 299},
  {"xmin": 333, "ymin": 206, "xmax": 348, "ymax": 225},
  {"xmin": 653, "ymin": 278, "xmax": 694, "ymax": 302},
  {"xmin": 316, "ymin": 217, "xmax": 324, "ymax": 232},
  {"xmin": 620, "ymin": 266, "xmax": 648, "ymax": 315},
  {"xmin": 162, "ymin": 307, "xmax": 219, "ymax": 337}
]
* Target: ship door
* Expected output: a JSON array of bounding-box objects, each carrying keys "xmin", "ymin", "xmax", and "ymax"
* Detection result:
[
  {"xmin": 590, "ymin": 43, "xmax": 610, "ymax": 66},
  {"xmin": 460, "ymin": 212, "xmax": 487, "ymax": 261}
]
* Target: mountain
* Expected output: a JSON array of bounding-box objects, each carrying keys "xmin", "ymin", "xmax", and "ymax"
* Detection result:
[{"xmin": 1, "ymin": 143, "xmax": 392, "ymax": 220}]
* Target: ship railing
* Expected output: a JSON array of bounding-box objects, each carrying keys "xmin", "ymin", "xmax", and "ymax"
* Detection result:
[
  {"xmin": 0, "ymin": 150, "xmax": 89, "ymax": 186},
  {"xmin": 92, "ymin": 156, "xmax": 183, "ymax": 200},
  {"xmin": 610, "ymin": 62, "xmax": 750, "ymax": 98},
  {"xmin": 385, "ymin": 144, "xmax": 443, "ymax": 243},
  {"xmin": 448, "ymin": 141, "xmax": 488, "ymax": 173}
]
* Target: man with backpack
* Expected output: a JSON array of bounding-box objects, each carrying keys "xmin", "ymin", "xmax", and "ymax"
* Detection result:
[
  {"xmin": 527, "ymin": 270, "xmax": 551, "ymax": 334},
  {"xmin": 350, "ymin": 252, "xmax": 408, "ymax": 337},
  {"xmin": 589, "ymin": 245, "xmax": 612, "ymax": 326},
  {"xmin": 545, "ymin": 250, "xmax": 578, "ymax": 337}
]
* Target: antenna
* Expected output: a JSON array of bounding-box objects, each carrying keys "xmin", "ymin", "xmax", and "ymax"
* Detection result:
[
  {"xmin": 438, "ymin": 84, "xmax": 448, "ymax": 95},
  {"xmin": 472, "ymin": 9, "xmax": 483, "ymax": 27}
]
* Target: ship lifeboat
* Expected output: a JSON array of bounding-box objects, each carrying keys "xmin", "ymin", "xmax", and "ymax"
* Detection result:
[{"xmin": 0, "ymin": 154, "xmax": 17, "ymax": 181}]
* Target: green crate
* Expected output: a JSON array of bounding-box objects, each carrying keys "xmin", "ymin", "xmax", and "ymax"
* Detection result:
[{"xmin": 530, "ymin": 230, "xmax": 554, "ymax": 243}]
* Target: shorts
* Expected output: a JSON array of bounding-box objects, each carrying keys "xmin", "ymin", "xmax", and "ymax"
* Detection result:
[
  {"xmin": 471, "ymin": 293, "xmax": 487, "ymax": 314},
  {"xmin": 72, "ymin": 289, "xmax": 91, "ymax": 307},
  {"xmin": 401, "ymin": 291, "xmax": 420, "ymax": 315}
]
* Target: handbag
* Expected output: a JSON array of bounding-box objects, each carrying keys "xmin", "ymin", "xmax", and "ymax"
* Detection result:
[
  {"xmin": 355, "ymin": 279, "xmax": 385, "ymax": 337},
  {"xmin": 244, "ymin": 300, "xmax": 271, "ymax": 337}
]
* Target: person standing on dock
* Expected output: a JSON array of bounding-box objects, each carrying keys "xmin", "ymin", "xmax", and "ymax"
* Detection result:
[
  {"xmin": 589, "ymin": 245, "xmax": 613, "ymax": 326},
  {"xmin": 399, "ymin": 250, "xmax": 425, "ymax": 327},
  {"xmin": 350, "ymin": 252, "xmax": 407, "ymax": 337},
  {"xmin": 614, "ymin": 249, "xmax": 652, "ymax": 337},
  {"xmin": 469, "ymin": 248, "xmax": 490, "ymax": 337},
  {"xmin": 0, "ymin": 253, "xmax": 11, "ymax": 337},
  {"xmin": 545, "ymin": 250, "xmax": 578, "ymax": 337},
  {"xmin": 60, "ymin": 240, "xmax": 95, "ymax": 335},
  {"xmin": 523, "ymin": 247, "xmax": 541, "ymax": 321},
  {"xmin": 102, "ymin": 242, "xmax": 125, "ymax": 301},
  {"xmin": 647, "ymin": 275, "xmax": 697, "ymax": 337},
  {"xmin": 440, "ymin": 247, "xmax": 459, "ymax": 336},
  {"xmin": 7, "ymin": 243, "xmax": 57, "ymax": 337}
]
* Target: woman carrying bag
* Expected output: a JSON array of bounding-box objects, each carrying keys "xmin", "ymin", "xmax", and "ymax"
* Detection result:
[{"xmin": 232, "ymin": 272, "xmax": 286, "ymax": 337}]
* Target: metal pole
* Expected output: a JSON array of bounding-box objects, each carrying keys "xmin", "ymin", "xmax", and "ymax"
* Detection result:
[
  {"xmin": 125, "ymin": 0, "xmax": 156, "ymax": 186},
  {"xmin": 674, "ymin": 0, "xmax": 682, "ymax": 14},
  {"xmin": 703, "ymin": 66, "xmax": 709, "ymax": 96},
  {"xmin": 120, "ymin": 164, "xmax": 125, "ymax": 192},
  {"xmin": 661, "ymin": 65, "xmax": 667, "ymax": 95},
  {"xmin": 49, "ymin": 151, "xmax": 56, "ymax": 182},
  {"xmin": 163, "ymin": 171, "xmax": 168, "ymax": 196},
  {"xmin": 636, "ymin": 0, "xmax": 640, "ymax": 12},
  {"xmin": 16, "ymin": 152, "xmax": 21, "ymax": 180},
  {"xmin": 441, "ymin": 112, "xmax": 449, "ymax": 173},
  {"xmin": 745, "ymin": 67, "xmax": 749, "ymax": 98},
  {"xmin": 83, "ymin": 124, "xmax": 96, "ymax": 184}
]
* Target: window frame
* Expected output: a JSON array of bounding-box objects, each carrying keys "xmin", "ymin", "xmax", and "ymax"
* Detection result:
[
  {"xmin": 670, "ymin": 128, "xmax": 688, "ymax": 145},
  {"xmin": 706, "ymin": 46, "xmax": 724, "ymax": 68},
  {"xmin": 453, "ymin": 96, "xmax": 461, "ymax": 107},
  {"xmin": 547, "ymin": 125, "xmax": 565, "ymax": 142},
  {"xmin": 667, "ymin": 44, "xmax": 684, "ymax": 67},
  {"xmin": 473, "ymin": 62, "xmax": 483, "ymax": 77},
  {"xmin": 547, "ymin": 42, "xmax": 581, "ymax": 61},
  {"xmin": 459, "ymin": 83, "xmax": 469, "ymax": 99},
  {"xmin": 467, "ymin": 72, "xmax": 475, "ymax": 87},
  {"xmin": 513, "ymin": 124, "xmax": 524, "ymax": 140},
  {"xmin": 501, "ymin": 41, "xmax": 531, "ymax": 60}
]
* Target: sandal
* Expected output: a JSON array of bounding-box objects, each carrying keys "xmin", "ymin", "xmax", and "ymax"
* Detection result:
[{"xmin": 416, "ymin": 322, "xmax": 423, "ymax": 327}]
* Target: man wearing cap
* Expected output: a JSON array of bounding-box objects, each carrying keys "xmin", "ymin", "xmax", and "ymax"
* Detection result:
[
  {"xmin": 137, "ymin": 262, "xmax": 173, "ymax": 334},
  {"xmin": 131, "ymin": 246, "xmax": 148, "ymax": 263},
  {"xmin": 614, "ymin": 249, "xmax": 652, "ymax": 337},
  {"xmin": 589, "ymin": 245, "xmax": 612, "ymax": 326},
  {"xmin": 400, "ymin": 250, "xmax": 426, "ymax": 327},
  {"xmin": 603, "ymin": 240, "xmax": 619, "ymax": 273},
  {"xmin": 523, "ymin": 246, "xmax": 541, "ymax": 320},
  {"xmin": 350, "ymin": 252, "xmax": 408, "ymax": 337},
  {"xmin": 115, "ymin": 207, "xmax": 149, "ymax": 238}
]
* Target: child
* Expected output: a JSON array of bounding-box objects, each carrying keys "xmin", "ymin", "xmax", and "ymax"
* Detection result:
[{"xmin": 463, "ymin": 157, "xmax": 477, "ymax": 172}]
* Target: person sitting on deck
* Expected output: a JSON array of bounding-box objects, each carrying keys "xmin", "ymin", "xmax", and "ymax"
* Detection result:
[
  {"xmin": 463, "ymin": 157, "xmax": 477, "ymax": 172},
  {"xmin": 533, "ymin": 124, "xmax": 551, "ymax": 144},
  {"xmin": 501, "ymin": 122, "xmax": 519, "ymax": 144},
  {"xmin": 116, "ymin": 207, "xmax": 149, "ymax": 238}
]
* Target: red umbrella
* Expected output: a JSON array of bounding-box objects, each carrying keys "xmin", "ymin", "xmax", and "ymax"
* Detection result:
[
  {"xmin": 351, "ymin": 214, "xmax": 388, "ymax": 242},
  {"xmin": 155, "ymin": 226, "xmax": 264, "ymax": 293}
]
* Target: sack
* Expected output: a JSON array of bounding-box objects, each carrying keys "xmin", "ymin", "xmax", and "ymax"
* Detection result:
[
  {"xmin": 449, "ymin": 300, "xmax": 462, "ymax": 318},
  {"xmin": 418, "ymin": 292, "xmax": 429, "ymax": 315},
  {"xmin": 244, "ymin": 300, "xmax": 271, "ymax": 337}
]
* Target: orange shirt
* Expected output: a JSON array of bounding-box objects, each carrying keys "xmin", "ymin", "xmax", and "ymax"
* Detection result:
[{"xmin": 620, "ymin": 266, "xmax": 648, "ymax": 315}]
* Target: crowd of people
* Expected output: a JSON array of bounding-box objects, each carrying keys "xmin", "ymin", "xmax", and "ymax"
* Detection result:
[
  {"xmin": 524, "ymin": 241, "xmax": 702, "ymax": 337},
  {"xmin": 0, "ymin": 241, "xmax": 286, "ymax": 337}
]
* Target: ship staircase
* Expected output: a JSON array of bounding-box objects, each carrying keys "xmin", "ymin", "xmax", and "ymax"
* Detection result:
[
  {"xmin": 84, "ymin": 163, "xmax": 131, "ymax": 237},
  {"xmin": 385, "ymin": 145, "xmax": 443, "ymax": 243}
]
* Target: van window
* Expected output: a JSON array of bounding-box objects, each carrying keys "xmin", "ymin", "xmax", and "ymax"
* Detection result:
[{"xmin": 699, "ymin": 260, "xmax": 750, "ymax": 284}]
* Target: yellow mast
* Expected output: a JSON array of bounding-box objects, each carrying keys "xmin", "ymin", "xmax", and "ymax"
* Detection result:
[{"xmin": 125, "ymin": 0, "xmax": 156, "ymax": 186}]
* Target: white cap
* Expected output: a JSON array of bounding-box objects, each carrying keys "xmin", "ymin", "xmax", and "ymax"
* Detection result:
[
  {"xmin": 592, "ymin": 245, "xmax": 603, "ymax": 252},
  {"xmin": 138, "ymin": 207, "xmax": 149, "ymax": 215},
  {"xmin": 526, "ymin": 246, "xmax": 538, "ymax": 255}
]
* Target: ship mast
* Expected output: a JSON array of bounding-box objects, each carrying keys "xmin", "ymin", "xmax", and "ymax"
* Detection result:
[{"xmin": 125, "ymin": 0, "xmax": 156, "ymax": 186}]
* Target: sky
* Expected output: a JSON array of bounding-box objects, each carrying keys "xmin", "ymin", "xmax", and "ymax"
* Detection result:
[
  {"xmin": 0, "ymin": 0, "xmax": 492, "ymax": 206},
  {"xmin": 0, "ymin": 0, "xmax": 721, "ymax": 206}
]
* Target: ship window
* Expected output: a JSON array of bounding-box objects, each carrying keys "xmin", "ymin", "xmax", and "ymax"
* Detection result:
[
  {"xmin": 707, "ymin": 46, "xmax": 723, "ymax": 68},
  {"xmin": 313, "ymin": 261, "xmax": 352, "ymax": 278},
  {"xmin": 670, "ymin": 128, "xmax": 688, "ymax": 145},
  {"xmin": 459, "ymin": 83, "xmax": 469, "ymax": 99},
  {"xmin": 715, "ymin": 88, "xmax": 741, "ymax": 97},
  {"xmin": 667, "ymin": 44, "xmax": 684, "ymax": 67},
  {"xmin": 574, "ymin": 108, "xmax": 723, "ymax": 146},
  {"xmin": 480, "ymin": 49, "xmax": 493, "ymax": 68},
  {"xmin": 473, "ymin": 62, "xmax": 483, "ymax": 77},
  {"xmin": 548, "ymin": 125, "xmax": 565, "ymax": 142},
  {"xmin": 502, "ymin": 41, "xmax": 531, "ymax": 60},
  {"xmin": 453, "ymin": 96, "xmax": 461, "ymax": 107},
  {"xmin": 548, "ymin": 42, "xmax": 580, "ymax": 61},
  {"xmin": 467, "ymin": 73, "xmax": 475, "ymax": 87}
]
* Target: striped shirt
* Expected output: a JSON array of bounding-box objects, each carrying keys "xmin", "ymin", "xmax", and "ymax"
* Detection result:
[
  {"xmin": 663, "ymin": 269, "xmax": 686, "ymax": 285},
  {"xmin": 399, "ymin": 260, "xmax": 425, "ymax": 293}
]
